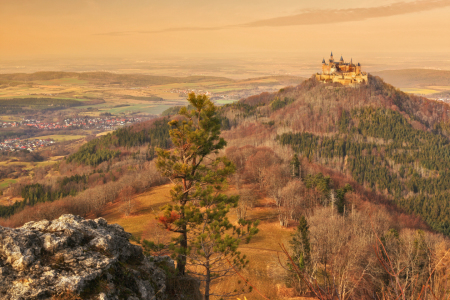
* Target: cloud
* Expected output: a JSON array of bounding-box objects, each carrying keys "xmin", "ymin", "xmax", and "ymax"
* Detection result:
[
  {"xmin": 95, "ymin": 31, "xmax": 135, "ymax": 36},
  {"xmin": 95, "ymin": 26, "xmax": 229, "ymax": 36},
  {"xmin": 241, "ymin": 0, "xmax": 450, "ymax": 27},
  {"xmin": 94, "ymin": 0, "xmax": 450, "ymax": 35}
]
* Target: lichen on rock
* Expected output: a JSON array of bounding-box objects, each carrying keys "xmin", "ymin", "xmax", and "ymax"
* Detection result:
[{"xmin": 0, "ymin": 214, "xmax": 173, "ymax": 300}]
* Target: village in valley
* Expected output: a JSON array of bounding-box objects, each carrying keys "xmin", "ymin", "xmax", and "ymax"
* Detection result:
[
  {"xmin": 0, "ymin": 138, "xmax": 55, "ymax": 152},
  {"xmin": 0, "ymin": 116, "xmax": 147, "ymax": 152},
  {"xmin": 1, "ymin": 116, "xmax": 145, "ymax": 131}
]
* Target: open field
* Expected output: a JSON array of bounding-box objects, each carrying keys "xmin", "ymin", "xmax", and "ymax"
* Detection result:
[
  {"xmin": 372, "ymin": 69, "xmax": 450, "ymax": 98},
  {"xmin": 102, "ymin": 184, "xmax": 293, "ymax": 299},
  {"xmin": 32, "ymin": 134, "xmax": 86, "ymax": 142},
  {"xmin": 0, "ymin": 179, "xmax": 16, "ymax": 189},
  {"xmin": 0, "ymin": 116, "xmax": 22, "ymax": 122},
  {"xmin": 0, "ymin": 160, "xmax": 31, "ymax": 168},
  {"xmin": 34, "ymin": 159, "xmax": 61, "ymax": 167},
  {"xmin": 0, "ymin": 158, "xmax": 59, "ymax": 171},
  {"xmin": 0, "ymin": 72, "xmax": 305, "ymax": 118},
  {"xmin": 400, "ymin": 88, "xmax": 441, "ymax": 95},
  {"xmin": 372, "ymin": 69, "xmax": 450, "ymax": 88}
]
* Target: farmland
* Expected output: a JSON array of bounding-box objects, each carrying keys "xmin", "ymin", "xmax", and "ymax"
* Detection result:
[
  {"xmin": 373, "ymin": 69, "xmax": 450, "ymax": 100},
  {"xmin": 0, "ymin": 72, "xmax": 305, "ymax": 117}
]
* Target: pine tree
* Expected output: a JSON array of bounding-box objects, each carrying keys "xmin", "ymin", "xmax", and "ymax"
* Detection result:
[
  {"xmin": 335, "ymin": 184, "xmax": 353, "ymax": 214},
  {"xmin": 290, "ymin": 215, "xmax": 311, "ymax": 268},
  {"xmin": 288, "ymin": 215, "xmax": 311, "ymax": 294},
  {"xmin": 291, "ymin": 154, "xmax": 301, "ymax": 178},
  {"xmin": 156, "ymin": 93, "xmax": 258, "ymax": 299}
]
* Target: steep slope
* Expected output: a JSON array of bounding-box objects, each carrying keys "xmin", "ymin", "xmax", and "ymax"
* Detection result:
[{"xmin": 221, "ymin": 75, "xmax": 450, "ymax": 235}]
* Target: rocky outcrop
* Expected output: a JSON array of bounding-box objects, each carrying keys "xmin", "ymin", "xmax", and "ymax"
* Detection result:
[{"xmin": 0, "ymin": 214, "xmax": 173, "ymax": 300}]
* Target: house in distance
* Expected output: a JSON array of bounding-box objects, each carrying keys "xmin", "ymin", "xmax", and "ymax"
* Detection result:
[{"xmin": 316, "ymin": 52, "xmax": 368, "ymax": 85}]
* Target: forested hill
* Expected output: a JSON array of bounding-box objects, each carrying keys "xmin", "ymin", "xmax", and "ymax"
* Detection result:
[
  {"xmin": 220, "ymin": 75, "xmax": 450, "ymax": 235},
  {"xmin": 66, "ymin": 117, "xmax": 172, "ymax": 166},
  {"xmin": 0, "ymin": 117, "xmax": 172, "ymax": 221},
  {"xmin": 234, "ymin": 75, "xmax": 450, "ymax": 135}
]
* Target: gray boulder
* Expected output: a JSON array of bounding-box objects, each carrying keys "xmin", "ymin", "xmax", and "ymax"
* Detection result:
[{"xmin": 0, "ymin": 214, "xmax": 174, "ymax": 300}]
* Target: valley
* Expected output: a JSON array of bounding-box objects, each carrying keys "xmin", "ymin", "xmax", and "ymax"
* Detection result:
[
  {"xmin": 4, "ymin": 0, "xmax": 450, "ymax": 298},
  {"xmin": 1, "ymin": 73, "xmax": 450, "ymax": 299},
  {"xmin": 0, "ymin": 72, "xmax": 304, "ymax": 116}
]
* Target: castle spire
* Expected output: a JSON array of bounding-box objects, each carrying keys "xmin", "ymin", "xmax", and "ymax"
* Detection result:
[
  {"xmin": 340, "ymin": 55, "xmax": 343, "ymax": 62},
  {"xmin": 322, "ymin": 58, "xmax": 325, "ymax": 64}
]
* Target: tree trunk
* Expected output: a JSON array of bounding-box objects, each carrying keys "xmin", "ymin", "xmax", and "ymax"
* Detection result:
[
  {"xmin": 177, "ymin": 226, "xmax": 187, "ymax": 274},
  {"xmin": 204, "ymin": 260, "xmax": 211, "ymax": 300},
  {"xmin": 177, "ymin": 200, "xmax": 188, "ymax": 275}
]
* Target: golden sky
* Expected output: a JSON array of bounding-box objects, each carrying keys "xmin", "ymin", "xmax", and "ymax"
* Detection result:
[{"xmin": 1, "ymin": 0, "xmax": 450, "ymax": 61}]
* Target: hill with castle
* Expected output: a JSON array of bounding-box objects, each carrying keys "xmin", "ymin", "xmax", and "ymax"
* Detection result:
[
  {"xmin": 2, "ymin": 70, "xmax": 450, "ymax": 299},
  {"xmin": 316, "ymin": 52, "xmax": 368, "ymax": 85}
]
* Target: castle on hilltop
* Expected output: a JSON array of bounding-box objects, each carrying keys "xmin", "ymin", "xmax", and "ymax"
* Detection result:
[{"xmin": 316, "ymin": 52, "xmax": 368, "ymax": 86}]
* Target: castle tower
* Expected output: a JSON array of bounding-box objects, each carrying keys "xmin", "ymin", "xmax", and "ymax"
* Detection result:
[
  {"xmin": 322, "ymin": 58, "xmax": 328, "ymax": 74},
  {"xmin": 356, "ymin": 62, "xmax": 361, "ymax": 75},
  {"xmin": 329, "ymin": 51, "xmax": 334, "ymax": 63}
]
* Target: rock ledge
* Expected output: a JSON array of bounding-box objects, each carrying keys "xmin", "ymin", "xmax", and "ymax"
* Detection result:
[{"xmin": 0, "ymin": 214, "xmax": 172, "ymax": 300}]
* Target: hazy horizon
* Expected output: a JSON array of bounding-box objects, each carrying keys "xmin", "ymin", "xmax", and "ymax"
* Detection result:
[{"xmin": 1, "ymin": 0, "xmax": 450, "ymax": 76}]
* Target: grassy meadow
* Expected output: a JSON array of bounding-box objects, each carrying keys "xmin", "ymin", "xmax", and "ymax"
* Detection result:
[
  {"xmin": 101, "ymin": 184, "xmax": 294, "ymax": 299},
  {"xmin": 0, "ymin": 178, "xmax": 16, "ymax": 189}
]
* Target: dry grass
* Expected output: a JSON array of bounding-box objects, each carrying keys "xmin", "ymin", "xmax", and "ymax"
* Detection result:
[
  {"xmin": 400, "ymin": 88, "xmax": 440, "ymax": 95},
  {"xmin": 32, "ymin": 135, "xmax": 86, "ymax": 142},
  {"xmin": 96, "ymin": 130, "xmax": 114, "ymax": 137},
  {"xmin": 101, "ymin": 183, "xmax": 302, "ymax": 299},
  {"xmin": 0, "ymin": 196, "xmax": 21, "ymax": 206},
  {"xmin": 101, "ymin": 184, "xmax": 173, "ymax": 239}
]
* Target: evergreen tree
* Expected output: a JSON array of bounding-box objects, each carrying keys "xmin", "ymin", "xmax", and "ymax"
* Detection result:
[
  {"xmin": 291, "ymin": 154, "xmax": 301, "ymax": 178},
  {"xmin": 290, "ymin": 215, "xmax": 311, "ymax": 268},
  {"xmin": 335, "ymin": 184, "xmax": 353, "ymax": 214},
  {"xmin": 288, "ymin": 215, "xmax": 311, "ymax": 294},
  {"xmin": 156, "ymin": 93, "xmax": 258, "ymax": 299}
]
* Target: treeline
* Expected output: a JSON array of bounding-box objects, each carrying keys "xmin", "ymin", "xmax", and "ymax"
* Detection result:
[
  {"xmin": 5, "ymin": 98, "xmax": 81, "ymax": 107},
  {"xmin": 0, "ymin": 174, "xmax": 88, "ymax": 218},
  {"xmin": 0, "ymin": 117, "xmax": 173, "ymax": 220},
  {"xmin": 278, "ymin": 107, "xmax": 450, "ymax": 235},
  {"xmin": 0, "ymin": 162, "xmax": 167, "ymax": 228},
  {"xmin": 66, "ymin": 118, "xmax": 171, "ymax": 166},
  {"xmin": 0, "ymin": 98, "xmax": 82, "ymax": 114}
]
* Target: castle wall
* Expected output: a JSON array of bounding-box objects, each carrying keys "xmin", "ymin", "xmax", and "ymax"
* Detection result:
[
  {"xmin": 316, "ymin": 73, "xmax": 368, "ymax": 85},
  {"xmin": 317, "ymin": 56, "xmax": 367, "ymax": 86}
]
